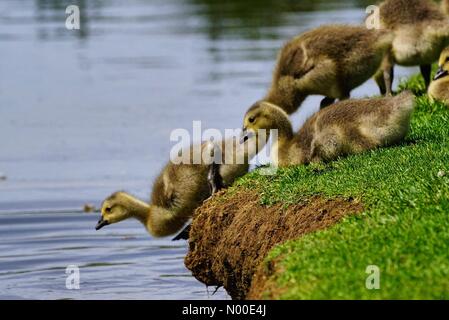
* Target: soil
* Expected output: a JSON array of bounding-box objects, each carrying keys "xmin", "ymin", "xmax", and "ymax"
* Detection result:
[{"xmin": 184, "ymin": 188, "xmax": 364, "ymax": 300}]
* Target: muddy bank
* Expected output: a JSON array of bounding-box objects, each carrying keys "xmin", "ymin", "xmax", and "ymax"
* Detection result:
[{"xmin": 184, "ymin": 189, "xmax": 363, "ymax": 299}]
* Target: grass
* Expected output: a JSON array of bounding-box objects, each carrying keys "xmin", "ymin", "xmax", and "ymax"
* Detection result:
[{"xmin": 231, "ymin": 75, "xmax": 449, "ymax": 299}]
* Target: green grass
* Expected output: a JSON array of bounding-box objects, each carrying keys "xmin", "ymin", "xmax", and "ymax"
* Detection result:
[{"xmin": 232, "ymin": 76, "xmax": 449, "ymax": 299}]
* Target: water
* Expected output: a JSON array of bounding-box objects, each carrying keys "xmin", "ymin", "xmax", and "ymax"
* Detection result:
[{"xmin": 0, "ymin": 0, "xmax": 418, "ymax": 299}]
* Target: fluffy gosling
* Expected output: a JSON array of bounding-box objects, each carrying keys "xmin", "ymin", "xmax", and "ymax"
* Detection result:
[
  {"xmin": 263, "ymin": 24, "xmax": 393, "ymax": 112},
  {"xmin": 374, "ymin": 0, "xmax": 449, "ymax": 93},
  {"xmin": 241, "ymin": 92, "xmax": 415, "ymax": 167},
  {"xmin": 96, "ymin": 137, "xmax": 262, "ymax": 238}
]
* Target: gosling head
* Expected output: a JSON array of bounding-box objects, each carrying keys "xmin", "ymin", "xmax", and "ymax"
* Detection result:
[
  {"xmin": 241, "ymin": 101, "xmax": 291, "ymax": 143},
  {"xmin": 434, "ymin": 47, "xmax": 449, "ymax": 81},
  {"xmin": 96, "ymin": 192, "xmax": 133, "ymax": 230}
]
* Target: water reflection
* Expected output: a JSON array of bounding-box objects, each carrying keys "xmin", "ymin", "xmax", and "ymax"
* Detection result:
[
  {"xmin": 28, "ymin": 0, "xmax": 378, "ymax": 42},
  {"xmin": 188, "ymin": 0, "xmax": 372, "ymax": 40}
]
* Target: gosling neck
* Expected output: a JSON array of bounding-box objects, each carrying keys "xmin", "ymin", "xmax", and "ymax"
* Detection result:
[
  {"xmin": 118, "ymin": 192, "xmax": 189, "ymax": 238},
  {"xmin": 280, "ymin": 119, "xmax": 294, "ymax": 140},
  {"xmin": 267, "ymin": 113, "xmax": 296, "ymax": 168},
  {"xmin": 264, "ymin": 80, "xmax": 306, "ymax": 115},
  {"xmin": 262, "ymin": 103, "xmax": 295, "ymax": 143},
  {"xmin": 121, "ymin": 193, "xmax": 151, "ymax": 224}
]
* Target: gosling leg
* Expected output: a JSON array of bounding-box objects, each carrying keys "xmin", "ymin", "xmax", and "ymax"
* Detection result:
[
  {"xmin": 420, "ymin": 64, "xmax": 431, "ymax": 89},
  {"xmin": 384, "ymin": 64, "xmax": 394, "ymax": 96},
  {"xmin": 320, "ymin": 97, "xmax": 335, "ymax": 109},
  {"xmin": 374, "ymin": 68, "xmax": 386, "ymax": 95},
  {"xmin": 375, "ymin": 53, "xmax": 394, "ymax": 96},
  {"xmin": 375, "ymin": 68, "xmax": 393, "ymax": 96},
  {"xmin": 207, "ymin": 162, "xmax": 224, "ymax": 194},
  {"xmin": 172, "ymin": 224, "xmax": 190, "ymax": 241}
]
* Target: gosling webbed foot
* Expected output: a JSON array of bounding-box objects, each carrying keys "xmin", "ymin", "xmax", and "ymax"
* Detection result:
[{"xmin": 172, "ymin": 224, "xmax": 191, "ymax": 241}]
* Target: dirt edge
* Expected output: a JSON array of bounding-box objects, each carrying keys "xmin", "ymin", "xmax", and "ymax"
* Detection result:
[{"xmin": 184, "ymin": 188, "xmax": 363, "ymax": 300}]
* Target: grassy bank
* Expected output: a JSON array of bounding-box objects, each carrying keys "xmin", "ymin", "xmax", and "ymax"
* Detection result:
[{"xmin": 232, "ymin": 75, "xmax": 449, "ymax": 299}]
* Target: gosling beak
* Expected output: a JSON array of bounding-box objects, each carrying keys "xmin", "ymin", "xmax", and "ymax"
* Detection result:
[
  {"xmin": 95, "ymin": 217, "xmax": 109, "ymax": 230},
  {"xmin": 240, "ymin": 128, "xmax": 255, "ymax": 144},
  {"xmin": 434, "ymin": 66, "xmax": 448, "ymax": 81}
]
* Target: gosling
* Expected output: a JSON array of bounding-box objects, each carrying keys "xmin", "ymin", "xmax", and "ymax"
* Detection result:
[
  {"xmin": 241, "ymin": 91, "xmax": 415, "ymax": 167},
  {"xmin": 428, "ymin": 46, "xmax": 449, "ymax": 106},
  {"xmin": 96, "ymin": 137, "xmax": 263, "ymax": 238},
  {"xmin": 262, "ymin": 24, "xmax": 393, "ymax": 112},
  {"xmin": 374, "ymin": 0, "xmax": 449, "ymax": 93}
]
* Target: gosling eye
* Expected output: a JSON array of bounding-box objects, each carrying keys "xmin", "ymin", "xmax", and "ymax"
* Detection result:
[
  {"xmin": 445, "ymin": 57, "xmax": 449, "ymax": 62},
  {"xmin": 248, "ymin": 116, "xmax": 255, "ymax": 123},
  {"xmin": 105, "ymin": 207, "xmax": 112, "ymax": 213}
]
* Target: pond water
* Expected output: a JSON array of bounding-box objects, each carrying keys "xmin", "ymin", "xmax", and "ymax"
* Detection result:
[{"xmin": 0, "ymin": 0, "xmax": 417, "ymax": 299}]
